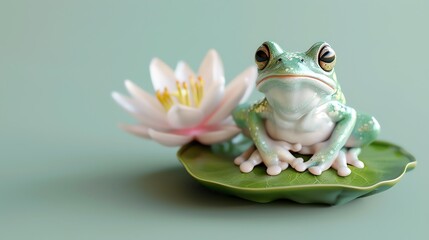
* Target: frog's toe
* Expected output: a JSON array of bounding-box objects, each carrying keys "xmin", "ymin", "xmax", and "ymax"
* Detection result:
[
  {"xmin": 280, "ymin": 161, "xmax": 289, "ymax": 170},
  {"xmin": 276, "ymin": 147, "xmax": 295, "ymax": 164},
  {"xmin": 306, "ymin": 156, "xmax": 334, "ymax": 175},
  {"xmin": 267, "ymin": 165, "xmax": 282, "ymax": 176},
  {"xmin": 346, "ymin": 148, "xmax": 364, "ymax": 168},
  {"xmin": 234, "ymin": 145, "xmax": 255, "ymax": 166},
  {"xmin": 292, "ymin": 158, "xmax": 306, "ymax": 172},
  {"xmin": 332, "ymin": 150, "xmax": 351, "ymax": 176},
  {"xmin": 337, "ymin": 167, "xmax": 351, "ymax": 176},
  {"xmin": 234, "ymin": 156, "xmax": 246, "ymax": 166},
  {"xmin": 309, "ymin": 162, "xmax": 332, "ymax": 175},
  {"xmin": 308, "ymin": 166, "xmax": 323, "ymax": 175},
  {"xmin": 348, "ymin": 158, "xmax": 364, "ymax": 168},
  {"xmin": 240, "ymin": 161, "xmax": 255, "ymax": 173},
  {"xmin": 291, "ymin": 143, "xmax": 302, "ymax": 152},
  {"xmin": 239, "ymin": 150, "xmax": 262, "ymax": 173}
]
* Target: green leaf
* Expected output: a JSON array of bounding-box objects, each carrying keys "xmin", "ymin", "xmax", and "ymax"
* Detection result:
[{"xmin": 177, "ymin": 141, "xmax": 416, "ymax": 205}]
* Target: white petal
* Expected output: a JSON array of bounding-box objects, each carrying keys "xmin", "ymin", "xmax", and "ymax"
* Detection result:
[
  {"xmin": 202, "ymin": 68, "xmax": 252, "ymax": 126},
  {"xmin": 119, "ymin": 124, "xmax": 150, "ymax": 138},
  {"xmin": 198, "ymin": 49, "xmax": 225, "ymax": 89},
  {"xmin": 148, "ymin": 129, "xmax": 193, "ymax": 146},
  {"xmin": 175, "ymin": 61, "xmax": 195, "ymax": 82},
  {"xmin": 150, "ymin": 58, "xmax": 177, "ymax": 91},
  {"xmin": 112, "ymin": 92, "xmax": 169, "ymax": 130},
  {"xmin": 112, "ymin": 91, "xmax": 136, "ymax": 113},
  {"xmin": 198, "ymin": 76, "xmax": 225, "ymax": 116},
  {"xmin": 196, "ymin": 125, "xmax": 241, "ymax": 144},
  {"xmin": 124, "ymin": 79, "xmax": 164, "ymax": 112},
  {"xmin": 167, "ymin": 105, "xmax": 204, "ymax": 129}
]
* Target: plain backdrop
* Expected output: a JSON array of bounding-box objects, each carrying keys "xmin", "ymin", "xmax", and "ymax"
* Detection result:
[{"xmin": 1, "ymin": 0, "xmax": 428, "ymax": 239}]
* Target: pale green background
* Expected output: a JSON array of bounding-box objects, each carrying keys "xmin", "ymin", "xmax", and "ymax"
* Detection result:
[{"xmin": 1, "ymin": 0, "xmax": 428, "ymax": 239}]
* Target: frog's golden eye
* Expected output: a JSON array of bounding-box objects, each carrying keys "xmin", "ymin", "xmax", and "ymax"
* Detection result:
[
  {"xmin": 255, "ymin": 44, "xmax": 270, "ymax": 70},
  {"xmin": 318, "ymin": 45, "xmax": 336, "ymax": 72}
]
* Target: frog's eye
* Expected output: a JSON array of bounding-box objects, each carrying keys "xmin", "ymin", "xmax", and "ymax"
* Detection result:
[
  {"xmin": 255, "ymin": 44, "xmax": 270, "ymax": 70},
  {"xmin": 318, "ymin": 45, "xmax": 336, "ymax": 72}
]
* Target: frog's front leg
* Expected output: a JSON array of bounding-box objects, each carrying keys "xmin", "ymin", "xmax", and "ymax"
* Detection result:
[
  {"xmin": 233, "ymin": 105, "xmax": 301, "ymax": 176},
  {"xmin": 292, "ymin": 102, "xmax": 357, "ymax": 175},
  {"xmin": 293, "ymin": 112, "xmax": 380, "ymax": 176}
]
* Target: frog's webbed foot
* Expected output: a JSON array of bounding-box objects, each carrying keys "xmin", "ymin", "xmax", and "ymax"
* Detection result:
[
  {"xmin": 234, "ymin": 145, "xmax": 264, "ymax": 173},
  {"xmin": 233, "ymin": 145, "xmax": 255, "ymax": 166},
  {"xmin": 236, "ymin": 148, "xmax": 263, "ymax": 173},
  {"xmin": 292, "ymin": 157, "xmax": 333, "ymax": 176},
  {"xmin": 234, "ymin": 141, "xmax": 302, "ymax": 176},
  {"xmin": 234, "ymin": 148, "xmax": 290, "ymax": 176},
  {"xmin": 291, "ymin": 141, "xmax": 330, "ymax": 174},
  {"xmin": 291, "ymin": 147, "xmax": 364, "ymax": 176}
]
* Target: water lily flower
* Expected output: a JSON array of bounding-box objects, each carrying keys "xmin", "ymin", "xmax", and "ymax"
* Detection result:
[{"xmin": 112, "ymin": 50, "xmax": 256, "ymax": 146}]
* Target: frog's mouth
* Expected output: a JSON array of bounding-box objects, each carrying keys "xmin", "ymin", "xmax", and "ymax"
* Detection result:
[{"xmin": 256, "ymin": 74, "xmax": 335, "ymax": 92}]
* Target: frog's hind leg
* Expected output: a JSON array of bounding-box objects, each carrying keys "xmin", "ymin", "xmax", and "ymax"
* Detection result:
[
  {"xmin": 343, "ymin": 113, "xmax": 380, "ymax": 169},
  {"xmin": 346, "ymin": 113, "xmax": 380, "ymax": 147}
]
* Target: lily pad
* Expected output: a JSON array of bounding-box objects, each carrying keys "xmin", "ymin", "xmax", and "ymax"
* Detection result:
[{"xmin": 177, "ymin": 141, "xmax": 416, "ymax": 205}]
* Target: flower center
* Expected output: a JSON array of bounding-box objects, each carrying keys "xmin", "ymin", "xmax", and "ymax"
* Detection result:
[{"xmin": 156, "ymin": 76, "xmax": 205, "ymax": 111}]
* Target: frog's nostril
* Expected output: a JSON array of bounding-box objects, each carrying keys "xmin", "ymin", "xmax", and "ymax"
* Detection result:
[
  {"xmin": 300, "ymin": 58, "xmax": 304, "ymax": 63},
  {"xmin": 278, "ymin": 58, "xmax": 283, "ymax": 62}
]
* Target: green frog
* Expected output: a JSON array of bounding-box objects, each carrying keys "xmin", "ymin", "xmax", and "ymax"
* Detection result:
[{"xmin": 233, "ymin": 41, "xmax": 380, "ymax": 176}]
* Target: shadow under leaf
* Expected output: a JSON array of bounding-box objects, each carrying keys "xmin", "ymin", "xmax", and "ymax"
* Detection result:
[{"xmin": 138, "ymin": 166, "xmax": 324, "ymax": 209}]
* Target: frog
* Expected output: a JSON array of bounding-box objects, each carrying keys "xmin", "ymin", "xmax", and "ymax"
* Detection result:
[{"xmin": 232, "ymin": 41, "xmax": 380, "ymax": 176}]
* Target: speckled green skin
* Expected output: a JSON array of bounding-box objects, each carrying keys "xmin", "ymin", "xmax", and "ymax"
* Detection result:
[{"xmin": 233, "ymin": 41, "xmax": 380, "ymax": 176}]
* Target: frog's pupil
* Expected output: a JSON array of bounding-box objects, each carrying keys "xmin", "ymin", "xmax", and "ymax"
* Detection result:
[
  {"xmin": 321, "ymin": 51, "xmax": 335, "ymax": 63},
  {"xmin": 255, "ymin": 50, "xmax": 268, "ymax": 62},
  {"xmin": 319, "ymin": 46, "xmax": 336, "ymax": 64}
]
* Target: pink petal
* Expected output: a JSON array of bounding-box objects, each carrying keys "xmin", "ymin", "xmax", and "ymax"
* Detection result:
[
  {"xmin": 198, "ymin": 49, "xmax": 225, "ymax": 90},
  {"xmin": 124, "ymin": 80, "xmax": 166, "ymax": 118},
  {"xmin": 150, "ymin": 58, "xmax": 177, "ymax": 91},
  {"xmin": 196, "ymin": 125, "xmax": 241, "ymax": 144},
  {"xmin": 203, "ymin": 68, "xmax": 253, "ymax": 126},
  {"xmin": 198, "ymin": 77, "xmax": 225, "ymax": 116},
  {"xmin": 119, "ymin": 124, "xmax": 150, "ymax": 138},
  {"xmin": 148, "ymin": 129, "xmax": 193, "ymax": 146},
  {"xmin": 112, "ymin": 92, "xmax": 169, "ymax": 130},
  {"xmin": 167, "ymin": 105, "xmax": 204, "ymax": 129}
]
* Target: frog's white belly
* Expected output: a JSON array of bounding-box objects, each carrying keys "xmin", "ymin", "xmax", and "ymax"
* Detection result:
[{"xmin": 265, "ymin": 110, "xmax": 335, "ymax": 146}]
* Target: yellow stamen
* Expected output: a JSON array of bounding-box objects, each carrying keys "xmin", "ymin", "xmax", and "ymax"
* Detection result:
[
  {"xmin": 155, "ymin": 90, "xmax": 166, "ymax": 109},
  {"xmin": 182, "ymin": 82, "xmax": 190, "ymax": 106},
  {"xmin": 175, "ymin": 81, "xmax": 183, "ymax": 104},
  {"xmin": 197, "ymin": 76, "xmax": 204, "ymax": 103},
  {"xmin": 189, "ymin": 76, "xmax": 198, "ymax": 106},
  {"xmin": 156, "ymin": 76, "xmax": 206, "ymax": 111}
]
